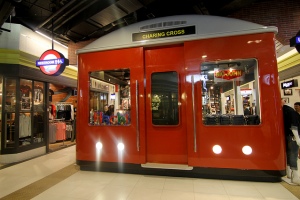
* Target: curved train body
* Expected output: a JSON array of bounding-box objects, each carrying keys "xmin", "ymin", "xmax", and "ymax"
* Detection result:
[{"xmin": 76, "ymin": 15, "xmax": 285, "ymax": 181}]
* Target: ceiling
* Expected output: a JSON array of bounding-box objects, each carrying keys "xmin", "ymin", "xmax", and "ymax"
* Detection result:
[{"xmin": 0, "ymin": 0, "xmax": 268, "ymax": 47}]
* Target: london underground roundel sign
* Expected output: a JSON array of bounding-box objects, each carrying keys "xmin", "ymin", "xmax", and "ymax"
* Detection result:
[{"xmin": 36, "ymin": 49, "xmax": 69, "ymax": 76}]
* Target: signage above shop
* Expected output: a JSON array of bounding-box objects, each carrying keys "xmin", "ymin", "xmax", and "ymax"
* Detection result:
[
  {"xmin": 296, "ymin": 36, "xmax": 300, "ymax": 44},
  {"xmin": 36, "ymin": 49, "xmax": 69, "ymax": 76},
  {"xmin": 132, "ymin": 26, "xmax": 196, "ymax": 42},
  {"xmin": 290, "ymin": 30, "xmax": 300, "ymax": 53},
  {"xmin": 214, "ymin": 69, "xmax": 244, "ymax": 82},
  {"xmin": 281, "ymin": 79, "xmax": 298, "ymax": 89},
  {"xmin": 241, "ymin": 89, "xmax": 252, "ymax": 95}
]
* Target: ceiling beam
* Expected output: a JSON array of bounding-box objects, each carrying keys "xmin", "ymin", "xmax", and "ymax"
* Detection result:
[
  {"xmin": 54, "ymin": 0, "xmax": 99, "ymax": 31},
  {"xmin": 47, "ymin": 0, "xmax": 89, "ymax": 29},
  {"xmin": 35, "ymin": 0, "xmax": 77, "ymax": 30}
]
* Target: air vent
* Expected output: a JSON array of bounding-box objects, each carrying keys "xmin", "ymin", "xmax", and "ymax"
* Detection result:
[{"xmin": 140, "ymin": 20, "xmax": 187, "ymax": 31}]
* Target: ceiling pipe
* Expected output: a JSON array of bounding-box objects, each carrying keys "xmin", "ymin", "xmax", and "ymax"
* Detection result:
[
  {"xmin": 47, "ymin": 0, "xmax": 89, "ymax": 29},
  {"xmin": 54, "ymin": 0, "xmax": 99, "ymax": 31},
  {"xmin": 35, "ymin": 0, "xmax": 77, "ymax": 30}
]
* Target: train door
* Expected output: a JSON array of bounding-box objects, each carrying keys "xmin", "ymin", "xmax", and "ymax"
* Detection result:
[{"xmin": 144, "ymin": 45, "xmax": 187, "ymax": 164}]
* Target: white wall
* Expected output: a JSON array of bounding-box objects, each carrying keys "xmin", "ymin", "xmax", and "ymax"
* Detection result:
[
  {"xmin": 0, "ymin": 23, "xmax": 68, "ymax": 58},
  {"xmin": 0, "ymin": 23, "xmax": 20, "ymax": 50}
]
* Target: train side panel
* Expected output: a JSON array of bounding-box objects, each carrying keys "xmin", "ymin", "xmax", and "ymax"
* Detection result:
[
  {"xmin": 76, "ymin": 47, "xmax": 146, "ymax": 164},
  {"xmin": 184, "ymin": 33, "xmax": 285, "ymax": 170}
]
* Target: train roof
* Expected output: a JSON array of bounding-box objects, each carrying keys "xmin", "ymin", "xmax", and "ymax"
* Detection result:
[{"xmin": 76, "ymin": 15, "xmax": 278, "ymax": 54}]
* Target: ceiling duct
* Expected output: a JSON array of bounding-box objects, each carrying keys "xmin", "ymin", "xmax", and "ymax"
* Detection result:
[
  {"xmin": 0, "ymin": 0, "xmax": 22, "ymax": 31},
  {"xmin": 35, "ymin": 0, "xmax": 77, "ymax": 30},
  {"xmin": 54, "ymin": 0, "xmax": 99, "ymax": 31},
  {"xmin": 47, "ymin": 0, "xmax": 89, "ymax": 29}
]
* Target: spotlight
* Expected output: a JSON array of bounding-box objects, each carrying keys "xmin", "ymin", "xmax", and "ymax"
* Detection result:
[
  {"xmin": 96, "ymin": 142, "xmax": 102, "ymax": 150},
  {"xmin": 212, "ymin": 145, "xmax": 222, "ymax": 154},
  {"xmin": 242, "ymin": 145, "xmax": 252, "ymax": 155},
  {"xmin": 117, "ymin": 143, "xmax": 125, "ymax": 151}
]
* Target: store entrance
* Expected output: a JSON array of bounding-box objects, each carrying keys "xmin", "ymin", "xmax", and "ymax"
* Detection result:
[
  {"xmin": 48, "ymin": 84, "xmax": 77, "ymax": 152},
  {"xmin": 144, "ymin": 45, "xmax": 188, "ymax": 164}
]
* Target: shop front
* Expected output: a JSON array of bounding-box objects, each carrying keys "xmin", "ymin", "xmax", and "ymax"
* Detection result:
[
  {"xmin": 0, "ymin": 23, "xmax": 77, "ymax": 164},
  {"xmin": 279, "ymin": 76, "xmax": 300, "ymax": 105},
  {"xmin": 0, "ymin": 63, "xmax": 77, "ymax": 163}
]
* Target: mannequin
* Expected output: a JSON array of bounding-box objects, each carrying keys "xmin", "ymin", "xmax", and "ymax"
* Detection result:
[{"xmin": 49, "ymin": 106, "xmax": 54, "ymax": 120}]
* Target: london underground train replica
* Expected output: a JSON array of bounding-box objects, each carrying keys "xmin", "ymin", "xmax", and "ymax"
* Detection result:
[{"xmin": 76, "ymin": 15, "xmax": 285, "ymax": 181}]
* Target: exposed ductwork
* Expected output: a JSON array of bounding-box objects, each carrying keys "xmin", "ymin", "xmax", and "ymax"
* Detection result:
[
  {"xmin": 3, "ymin": 0, "xmax": 277, "ymax": 48},
  {"xmin": 0, "ymin": 0, "xmax": 22, "ymax": 32}
]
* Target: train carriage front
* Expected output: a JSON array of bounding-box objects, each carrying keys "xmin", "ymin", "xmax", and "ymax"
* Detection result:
[{"xmin": 76, "ymin": 15, "xmax": 285, "ymax": 182}]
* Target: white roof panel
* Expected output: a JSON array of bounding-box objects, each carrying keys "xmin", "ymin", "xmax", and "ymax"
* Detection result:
[{"xmin": 77, "ymin": 15, "xmax": 277, "ymax": 54}]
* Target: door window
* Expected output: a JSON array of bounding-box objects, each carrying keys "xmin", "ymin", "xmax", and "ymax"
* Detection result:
[
  {"xmin": 4, "ymin": 78, "xmax": 16, "ymax": 148},
  {"xmin": 151, "ymin": 71, "xmax": 179, "ymax": 125}
]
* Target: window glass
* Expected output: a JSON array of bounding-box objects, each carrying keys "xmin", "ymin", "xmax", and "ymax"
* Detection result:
[
  {"xmin": 201, "ymin": 59, "xmax": 260, "ymax": 125},
  {"xmin": 5, "ymin": 78, "xmax": 16, "ymax": 148},
  {"xmin": 151, "ymin": 72, "xmax": 179, "ymax": 125},
  {"xmin": 20, "ymin": 79, "xmax": 32, "ymax": 111},
  {"xmin": 19, "ymin": 79, "xmax": 33, "ymax": 146},
  {"xmin": 5, "ymin": 112, "xmax": 15, "ymax": 148},
  {"xmin": 0, "ymin": 76, "xmax": 2, "ymax": 150},
  {"xmin": 19, "ymin": 112, "xmax": 31, "ymax": 146},
  {"xmin": 33, "ymin": 81, "xmax": 44, "ymax": 143},
  {"xmin": 34, "ymin": 81, "xmax": 44, "ymax": 111},
  {"xmin": 3, "ymin": 78, "xmax": 45, "ymax": 148},
  {"xmin": 89, "ymin": 69, "xmax": 131, "ymax": 126}
]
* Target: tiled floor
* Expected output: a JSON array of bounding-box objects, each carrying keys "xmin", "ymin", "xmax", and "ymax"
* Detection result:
[{"xmin": 0, "ymin": 145, "xmax": 299, "ymax": 200}]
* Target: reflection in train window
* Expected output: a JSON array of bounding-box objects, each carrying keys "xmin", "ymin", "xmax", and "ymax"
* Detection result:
[
  {"xmin": 151, "ymin": 71, "xmax": 179, "ymax": 125},
  {"xmin": 200, "ymin": 59, "xmax": 260, "ymax": 126},
  {"xmin": 89, "ymin": 69, "xmax": 131, "ymax": 126}
]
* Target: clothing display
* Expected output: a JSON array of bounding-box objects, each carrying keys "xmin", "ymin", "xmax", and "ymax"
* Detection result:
[
  {"xmin": 54, "ymin": 103, "xmax": 74, "ymax": 120},
  {"xmin": 66, "ymin": 123, "xmax": 73, "ymax": 139},
  {"xmin": 49, "ymin": 120, "xmax": 74, "ymax": 143},
  {"xmin": 49, "ymin": 122, "xmax": 56, "ymax": 143},
  {"xmin": 34, "ymin": 85, "xmax": 43, "ymax": 103},
  {"xmin": 33, "ymin": 114, "xmax": 43, "ymax": 135},
  {"xmin": 49, "ymin": 121, "xmax": 66, "ymax": 143},
  {"xmin": 19, "ymin": 114, "xmax": 31, "ymax": 137}
]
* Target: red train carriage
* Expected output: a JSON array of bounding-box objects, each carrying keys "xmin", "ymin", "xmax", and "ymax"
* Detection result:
[{"xmin": 76, "ymin": 15, "xmax": 285, "ymax": 181}]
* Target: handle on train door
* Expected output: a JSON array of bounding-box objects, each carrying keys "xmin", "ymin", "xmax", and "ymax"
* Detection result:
[
  {"xmin": 191, "ymin": 75, "xmax": 197, "ymax": 152},
  {"xmin": 136, "ymin": 80, "xmax": 140, "ymax": 151}
]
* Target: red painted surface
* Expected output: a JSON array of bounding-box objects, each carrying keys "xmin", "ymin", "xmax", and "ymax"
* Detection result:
[
  {"xmin": 76, "ymin": 47, "xmax": 146, "ymax": 164},
  {"xmin": 184, "ymin": 33, "xmax": 285, "ymax": 170},
  {"xmin": 145, "ymin": 45, "xmax": 187, "ymax": 164},
  {"xmin": 76, "ymin": 32, "xmax": 285, "ymax": 172}
]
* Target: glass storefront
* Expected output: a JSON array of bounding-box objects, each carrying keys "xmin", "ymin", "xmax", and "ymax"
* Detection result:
[{"xmin": 1, "ymin": 77, "xmax": 45, "ymax": 151}]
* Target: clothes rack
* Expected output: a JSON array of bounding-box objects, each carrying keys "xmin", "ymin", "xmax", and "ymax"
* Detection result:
[{"xmin": 49, "ymin": 119, "xmax": 67, "ymax": 146}]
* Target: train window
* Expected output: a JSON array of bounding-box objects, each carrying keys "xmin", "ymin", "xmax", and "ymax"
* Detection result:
[
  {"xmin": 200, "ymin": 59, "xmax": 260, "ymax": 126},
  {"xmin": 151, "ymin": 71, "xmax": 179, "ymax": 125},
  {"xmin": 89, "ymin": 69, "xmax": 131, "ymax": 126}
]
